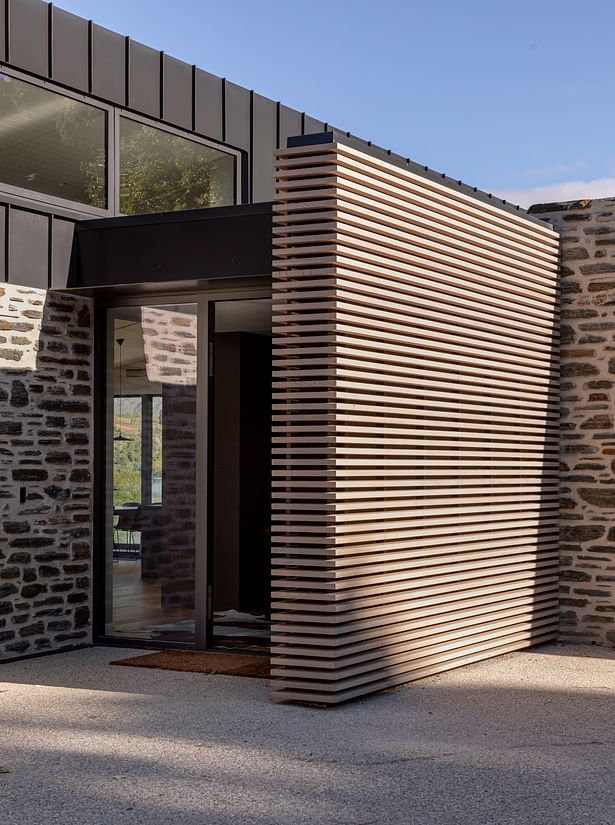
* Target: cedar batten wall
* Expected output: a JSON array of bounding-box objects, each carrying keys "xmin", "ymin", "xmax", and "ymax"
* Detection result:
[{"xmin": 271, "ymin": 140, "xmax": 561, "ymax": 704}]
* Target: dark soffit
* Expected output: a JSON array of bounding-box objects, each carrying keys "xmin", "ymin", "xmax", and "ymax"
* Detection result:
[{"xmin": 73, "ymin": 202, "xmax": 272, "ymax": 289}]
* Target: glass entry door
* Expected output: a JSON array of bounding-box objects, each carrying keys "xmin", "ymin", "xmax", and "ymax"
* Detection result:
[
  {"xmin": 101, "ymin": 289, "xmax": 272, "ymax": 650},
  {"xmin": 105, "ymin": 302, "xmax": 199, "ymax": 643}
]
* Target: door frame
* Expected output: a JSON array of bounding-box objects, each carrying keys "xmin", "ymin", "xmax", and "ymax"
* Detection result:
[{"xmin": 92, "ymin": 278, "xmax": 272, "ymax": 649}]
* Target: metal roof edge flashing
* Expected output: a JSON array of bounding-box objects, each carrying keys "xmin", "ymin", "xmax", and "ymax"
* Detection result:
[
  {"xmin": 77, "ymin": 202, "xmax": 273, "ymax": 232},
  {"xmin": 287, "ymin": 132, "xmax": 554, "ymax": 229}
]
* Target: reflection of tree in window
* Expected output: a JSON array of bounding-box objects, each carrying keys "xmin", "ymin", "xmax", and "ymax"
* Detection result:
[
  {"xmin": 0, "ymin": 72, "xmax": 106, "ymax": 207},
  {"xmin": 119, "ymin": 118, "xmax": 235, "ymax": 215}
]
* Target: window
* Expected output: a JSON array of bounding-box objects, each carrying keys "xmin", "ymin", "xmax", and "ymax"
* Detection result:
[
  {"xmin": 0, "ymin": 72, "xmax": 107, "ymax": 208},
  {"xmin": 119, "ymin": 117, "xmax": 235, "ymax": 215},
  {"xmin": 112, "ymin": 394, "xmax": 162, "ymax": 506},
  {"xmin": 0, "ymin": 72, "xmax": 238, "ymax": 216}
]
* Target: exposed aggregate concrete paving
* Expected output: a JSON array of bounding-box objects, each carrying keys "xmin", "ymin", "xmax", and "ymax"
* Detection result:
[{"xmin": 2, "ymin": 643, "xmax": 615, "ymax": 825}]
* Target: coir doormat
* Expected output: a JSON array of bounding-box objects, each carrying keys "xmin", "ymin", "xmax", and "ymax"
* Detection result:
[{"xmin": 110, "ymin": 649, "xmax": 270, "ymax": 679}]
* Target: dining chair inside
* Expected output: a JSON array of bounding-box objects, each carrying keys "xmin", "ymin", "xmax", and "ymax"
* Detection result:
[{"xmin": 113, "ymin": 505, "xmax": 142, "ymax": 560}]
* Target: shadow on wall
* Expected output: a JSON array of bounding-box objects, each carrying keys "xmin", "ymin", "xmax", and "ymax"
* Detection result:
[
  {"xmin": 0, "ymin": 284, "xmax": 94, "ymax": 660},
  {"xmin": 306, "ymin": 276, "xmax": 559, "ymax": 687}
]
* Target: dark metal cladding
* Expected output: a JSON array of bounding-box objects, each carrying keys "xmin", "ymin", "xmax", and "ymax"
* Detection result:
[
  {"xmin": 224, "ymin": 80, "xmax": 250, "ymax": 152},
  {"xmin": 91, "ymin": 23, "xmax": 125, "ymax": 104},
  {"xmin": 303, "ymin": 114, "xmax": 326, "ymax": 135},
  {"xmin": 0, "ymin": 204, "xmax": 5, "ymax": 281},
  {"xmin": 8, "ymin": 208, "xmax": 49, "ymax": 288},
  {"xmin": 194, "ymin": 68, "xmax": 223, "ymax": 142},
  {"xmin": 278, "ymin": 104, "xmax": 302, "ymax": 149},
  {"xmin": 251, "ymin": 93, "xmax": 277, "ymax": 203},
  {"xmin": 51, "ymin": 7, "xmax": 88, "ymax": 91},
  {"xmin": 7, "ymin": 0, "xmax": 48, "ymax": 77},
  {"xmin": 162, "ymin": 54, "xmax": 192, "ymax": 130},
  {"xmin": 0, "ymin": 0, "xmax": 6, "ymax": 63},
  {"xmin": 128, "ymin": 39, "xmax": 160, "ymax": 118},
  {"xmin": 0, "ymin": 0, "xmax": 543, "ymax": 297},
  {"xmin": 51, "ymin": 218, "xmax": 76, "ymax": 289}
]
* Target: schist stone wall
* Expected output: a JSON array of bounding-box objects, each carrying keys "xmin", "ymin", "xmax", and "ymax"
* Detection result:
[
  {"xmin": 530, "ymin": 197, "xmax": 615, "ymax": 646},
  {"xmin": 141, "ymin": 307, "xmax": 197, "ymax": 610},
  {"xmin": 0, "ymin": 284, "xmax": 93, "ymax": 660}
]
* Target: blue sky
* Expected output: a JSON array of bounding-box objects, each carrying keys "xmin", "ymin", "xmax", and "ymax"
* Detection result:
[{"xmin": 56, "ymin": 0, "xmax": 615, "ymax": 206}]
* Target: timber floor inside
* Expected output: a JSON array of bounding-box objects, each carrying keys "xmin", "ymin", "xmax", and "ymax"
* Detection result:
[{"xmin": 111, "ymin": 559, "xmax": 194, "ymax": 637}]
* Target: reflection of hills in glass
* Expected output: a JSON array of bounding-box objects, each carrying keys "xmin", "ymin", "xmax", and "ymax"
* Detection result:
[
  {"xmin": 118, "ymin": 397, "xmax": 143, "ymax": 417},
  {"xmin": 113, "ymin": 396, "xmax": 162, "ymax": 507}
]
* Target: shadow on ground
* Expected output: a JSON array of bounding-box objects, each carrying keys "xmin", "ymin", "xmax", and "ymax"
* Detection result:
[{"xmin": 1, "ymin": 643, "xmax": 615, "ymax": 824}]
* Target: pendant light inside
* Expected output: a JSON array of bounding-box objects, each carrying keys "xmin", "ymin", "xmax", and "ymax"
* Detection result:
[{"xmin": 114, "ymin": 336, "xmax": 133, "ymax": 442}]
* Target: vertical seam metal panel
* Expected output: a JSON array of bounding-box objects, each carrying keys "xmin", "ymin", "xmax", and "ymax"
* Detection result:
[
  {"xmin": 0, "ymin": 2, "xmax": 331, "ymax": 211},
  {"xmin": 7, "ymin": 0, "xmax": 49, "ymax": 78},
  {"xmin": 303, "ymin": 114, "xmax": 326, "ymax": 135},
  {"xmin": 87, "ymin": 19, "xmax": 93, "ymax": 94},
  {"xmin": 194, "ymin": 67, "xmax": 224, "ymax": 143},
  {"xmin": 90, "ymin": 23, "xmax": 125, "ymax": 105},
  {"xmin": 46, "ymin": 0, "xmax": 51, "ymax": 79},
  {"xmin": 270, "ymin": 142, "xmax": 560, "ymax": 704},
  {"xmin": 224, "ymin": 80, "xmax": 250, "ymax": 151},
  {"xmin": 0, "ymin": 204, "xmax": 6, "ymax": 281},
  {"xmin": 127, "ymin": 39, "xmax": 161, "ymax": 118},
  {"xmin": 191, "ymin": 64, "xmax": 196, "ymax": 133},
  {"xmin": 50, "ymin": 216, "xmax": 77, "ymax": 289},
  {"xmin": 161, "ymin": 53, "xmax": 193, "ymax": 130},
  {"xmin": 224, "ymin": 80, "xmax": 250, "ymax": 204},
  {"xmin": 0, "ymin": 0, "xmax": 6, "ymax": 62},
  {"xmin": 277, "ymin": 104, "xmax": 302, "ymax": 150},
  {"xmin": 51, "ymin": 6, "xmax": 89, "ymax": 92},
  {"xmin": 46, "ymin": 210, "xmax": 52, "ymax": 288},
  {"xmin": 4, "ymin": 205, "xmax": 8, "ymax": 282},
  {"xmin": 251, "ymin": 92, "xmax": 276, "ymax": 204},
  {"xmin": 7, "ymin": 206, "xmax": 50, "ymax": 288}
]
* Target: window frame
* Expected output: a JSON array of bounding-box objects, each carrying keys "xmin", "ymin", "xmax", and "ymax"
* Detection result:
[
  {"xmin": 0, "ymin": 66, "xmax": 242, "ymax": 217},
  {"xmin": 0, "ymin": 66, "xmax": 115, "ymax": 216},
  {"xmin": 114, "ymin": 111, "xmax": 241, "ymax": 216}
]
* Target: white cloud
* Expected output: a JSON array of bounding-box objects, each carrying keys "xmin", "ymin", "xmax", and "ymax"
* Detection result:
[
  {"xmin": 493, "ymin": 178, "xmax": 615, "ymax": 209},
  {"xmin": 513, "ymin": 159, "xmax": 588, "ymax": 182}
]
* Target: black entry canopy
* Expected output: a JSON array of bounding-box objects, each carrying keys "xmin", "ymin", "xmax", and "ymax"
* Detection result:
[{"xmin": 72, "ymin": 202, "xmax": 272, "ymax": 293}]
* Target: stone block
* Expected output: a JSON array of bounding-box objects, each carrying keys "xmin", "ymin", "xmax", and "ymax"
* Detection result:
[{"xmin": 0, "ymin": 285, "xmax": 93, "ymax": 661}]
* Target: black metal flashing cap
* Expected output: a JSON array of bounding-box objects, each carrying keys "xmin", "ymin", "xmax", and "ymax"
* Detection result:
[{"xmin": 286, "ymin": 132, "xmax": 552, "ymax": 229}]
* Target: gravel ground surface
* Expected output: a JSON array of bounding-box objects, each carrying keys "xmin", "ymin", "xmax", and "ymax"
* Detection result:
[{"xmin": 1, "ymin": 643, "xmax": 615, "ymax": 825}]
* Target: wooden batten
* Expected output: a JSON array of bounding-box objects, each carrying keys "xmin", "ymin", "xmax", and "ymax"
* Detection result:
[{"xmin": 270, "ymin": 141, "xmax": 559, "ymax": 704}]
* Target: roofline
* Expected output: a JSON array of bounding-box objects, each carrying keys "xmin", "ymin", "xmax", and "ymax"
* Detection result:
[{"xmin": 288, "ymin": 132, "xmax": 553, "ymax": 229}]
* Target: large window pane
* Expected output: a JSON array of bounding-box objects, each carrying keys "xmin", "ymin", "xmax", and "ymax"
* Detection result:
[
  {"xmin": 0, "ymin": 72, "xmax": 107, "ymax": 207},
  {"xmin": 120, "ymin": 117, "xmax": 235, "ymax": 215},
  {"xmin": 107, "ymin": 304, "xmax": 198, "ymax": 643}
]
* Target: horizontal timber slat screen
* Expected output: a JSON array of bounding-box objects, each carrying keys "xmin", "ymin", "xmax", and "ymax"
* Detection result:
[{"xmin": 271, "ymin": 138, "xmax": 560, "ymax": 704}]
